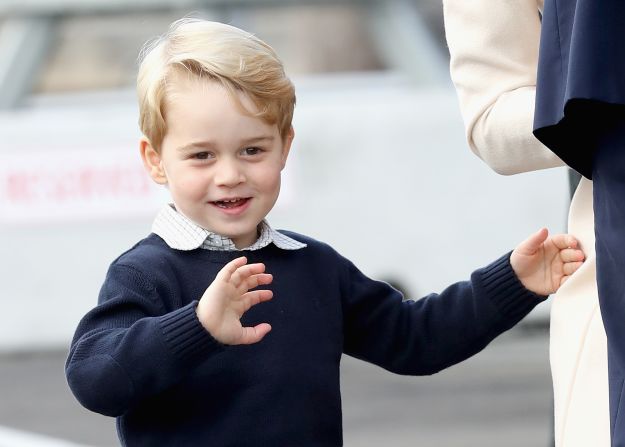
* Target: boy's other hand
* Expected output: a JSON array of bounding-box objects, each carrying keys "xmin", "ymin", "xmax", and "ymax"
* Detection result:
[
  {"xmin": 196, "ymin": 256, "xmax": 273, "ymax": 345},
  {"xmin": 510, "ymin": 228, "xmax": 585, "ymax": 296}
]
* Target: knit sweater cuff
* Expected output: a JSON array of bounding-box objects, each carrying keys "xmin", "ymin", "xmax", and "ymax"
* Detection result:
[
  {"xmin": 478, "ymin": 252, "xmax": 547, "ymax": 321},
  {"xmin": 159, "ymin": 301, "xmax": 224, "ymax": 365}
]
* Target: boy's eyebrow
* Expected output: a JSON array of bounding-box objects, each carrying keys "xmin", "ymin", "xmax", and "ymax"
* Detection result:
[
  {"xmin": 177, "ymin": 142, "xmax": 214, "ymax": 152},
  {"xmin": 240, "ymin": 135, "xmax": 276, "ymax": 144},
  {"xmin": 177, "ymin": 135, "xmax": 275, "ymax": 152}
]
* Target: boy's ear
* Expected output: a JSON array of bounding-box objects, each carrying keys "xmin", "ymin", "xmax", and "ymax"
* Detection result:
[
  {"xmin": 140, "ymin": 137, "xmax": 168, "ymax": 185},
  {"xmin": 280, "ymin": 126, "xmax": 295, "ymax": 169}
]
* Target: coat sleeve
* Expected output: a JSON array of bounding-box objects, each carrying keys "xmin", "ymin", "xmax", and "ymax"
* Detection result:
[
  {"xmin": 341, "ymin": 253, "xmax": 545, "ymax": 375},
  {"xmin": 65, "ymin": 263, "xmax": 224, "ymax": 417},
  {"xmin": 443, "ymin": 0, "xmax": 564, "ymax": 175}
]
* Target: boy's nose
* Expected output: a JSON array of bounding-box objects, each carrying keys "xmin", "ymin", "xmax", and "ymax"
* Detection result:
[{"xmin": 214, "ymin": 159, "xmax": 245, "ymax": 186}]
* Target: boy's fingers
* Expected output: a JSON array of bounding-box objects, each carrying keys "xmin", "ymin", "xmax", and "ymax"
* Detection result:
[
  {"xmin": 240, "ymin": 263, "xmax": 266, "ymax": 275},
  {"xmin": 244, "ymin": 273, "xmax": 273, "ymax": 290},
  {"xmin": 217, "ymin": 257, "xmax": 248, "ymax": 282},
  {"xmin": 551, "ymin": 234, "xmax": 579, "ymax": 250},
  {"xmin": 241, "ymin": 289, "xmax": 273, "ymax": 310},
  {"xmin": 563, "ymin": 261, "xmax": 584, "ymax": 276},
  {"xmin": 230, "ymin": 263, "xmax": 266, "ymax": 287},
  {"xmin": 238, "ymin": 323, "xmax": 272, "ymax": 345},
  {"xmin": 519, "ymin": 228, "xmax": 549, "ymax": 254},
  {"xmin": 559, "ymin": 248, "xmax": 585, "ymax": 262}
]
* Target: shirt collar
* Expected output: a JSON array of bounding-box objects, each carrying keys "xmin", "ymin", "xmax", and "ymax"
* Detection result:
[{"xmin": 152, "ymin": 204, "xmax": 306, "ymax": 252}]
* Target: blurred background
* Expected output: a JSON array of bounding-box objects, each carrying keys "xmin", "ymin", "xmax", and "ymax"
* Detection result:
[{"xmin": 0, "ymin": 0, "xmax": 569, "ymax": 446}]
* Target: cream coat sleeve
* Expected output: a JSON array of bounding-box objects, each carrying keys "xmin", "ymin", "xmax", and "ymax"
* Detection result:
[{"xmin": 443, "ymin": 0, "xmax": 564, "ymax": 175}]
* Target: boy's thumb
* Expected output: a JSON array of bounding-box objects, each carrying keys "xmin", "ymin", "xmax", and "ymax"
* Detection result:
[{"xmin": 520, "ymin": 228, "xmax": 549, "ymax": 254}]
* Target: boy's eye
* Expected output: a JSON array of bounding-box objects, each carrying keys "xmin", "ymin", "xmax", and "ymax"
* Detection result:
[
  {"xmin": 193, "ymin": 152, "xmax": 212, "ymax": 160},
  {"xmin": 242, "ymin": 147, "xmax": 262, "ymax": 156}
]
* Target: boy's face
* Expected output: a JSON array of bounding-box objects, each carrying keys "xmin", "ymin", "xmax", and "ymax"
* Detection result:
[{"xmin": 141, "ymin": 77, "xmax": 293, "ymax": 248}]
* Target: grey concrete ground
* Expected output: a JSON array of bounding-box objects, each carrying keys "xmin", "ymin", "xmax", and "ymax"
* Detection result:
[{"xmin": 0, "ymin": 328, "xmax": 551, "ymax": 447}]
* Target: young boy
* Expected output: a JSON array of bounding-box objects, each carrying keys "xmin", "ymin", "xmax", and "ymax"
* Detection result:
[{"xmin": 66, "ymin": 18, "xmax": 585, "ymax": 446}]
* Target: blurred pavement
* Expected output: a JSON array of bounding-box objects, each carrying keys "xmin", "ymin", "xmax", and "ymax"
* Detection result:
[{"xmin": 0, "ymin": 328, "xmax": 551, "ymax": 447}]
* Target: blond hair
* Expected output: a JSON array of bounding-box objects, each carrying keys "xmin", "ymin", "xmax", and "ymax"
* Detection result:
[{"xmin": 137, "ymin": 18, "xmax": 295, "ymax": 151}]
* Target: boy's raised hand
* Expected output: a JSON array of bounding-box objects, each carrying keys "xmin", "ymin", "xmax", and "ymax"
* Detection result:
[
  {"xmin": 510, "ymin": 228, "xmax": 585, "ymax": 296},
  {"xmin": 196, "ymin": 257, "xmax": 273, "ymax": 345}
]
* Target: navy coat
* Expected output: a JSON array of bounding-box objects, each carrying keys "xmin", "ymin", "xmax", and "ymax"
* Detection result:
[
  {"xmin": 534, "ymin": 0, "xmax": 625, "ymax": 179},
  {"xmin": 534, "ymin": 2, "xmax": 625, "ymax": 446}
]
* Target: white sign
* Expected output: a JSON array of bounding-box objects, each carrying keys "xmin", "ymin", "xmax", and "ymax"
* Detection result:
[{"xmin": 0, "ymin": 148, "xmax": 167, "ymax": 224}]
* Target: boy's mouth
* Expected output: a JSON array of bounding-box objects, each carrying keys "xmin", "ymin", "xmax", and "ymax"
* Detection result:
[{"xmin": 211, "ymin": 198, "xmax": 250, "ymax": 209}]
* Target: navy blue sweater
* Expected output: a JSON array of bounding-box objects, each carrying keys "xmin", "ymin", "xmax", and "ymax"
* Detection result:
[{"xmin": 66, "ymin": 231, "xmax": 544, "ymax": 446}]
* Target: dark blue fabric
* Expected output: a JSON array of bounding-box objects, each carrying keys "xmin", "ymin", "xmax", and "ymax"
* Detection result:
[
  {"xmin": 534, "ymin": 0, "xmax": 625, "ymax": 179},
  {"xmin": 66, "ymin": 232, "xmax": 543, "ymax": 446},
  {"xmin": 593, "ymin": 120, "xmax": 625, "ymax": 445},
  {"xmin": 535, "ymin": 2, "xmax": 625, "ymax": 444}
]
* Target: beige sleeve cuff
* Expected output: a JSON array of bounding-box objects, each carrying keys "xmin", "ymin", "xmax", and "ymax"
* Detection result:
[{"xmin": 443, "ymin": 0, "xmax": 564, "ymax": 174}]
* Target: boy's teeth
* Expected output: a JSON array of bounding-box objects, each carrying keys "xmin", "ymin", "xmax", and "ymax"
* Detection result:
[{"xmin": 215, "ymin": 198, "xmax": 245, "ymax": 208}]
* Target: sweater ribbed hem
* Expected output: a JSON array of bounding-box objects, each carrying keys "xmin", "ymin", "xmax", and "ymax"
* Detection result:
[
  {"xmin": 479, "ymin": 252, "xmax": 547, "ymax": 321},
  {"xmin": 158, "ymin": 302, "xmax": 224, "ymax": 364}
]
